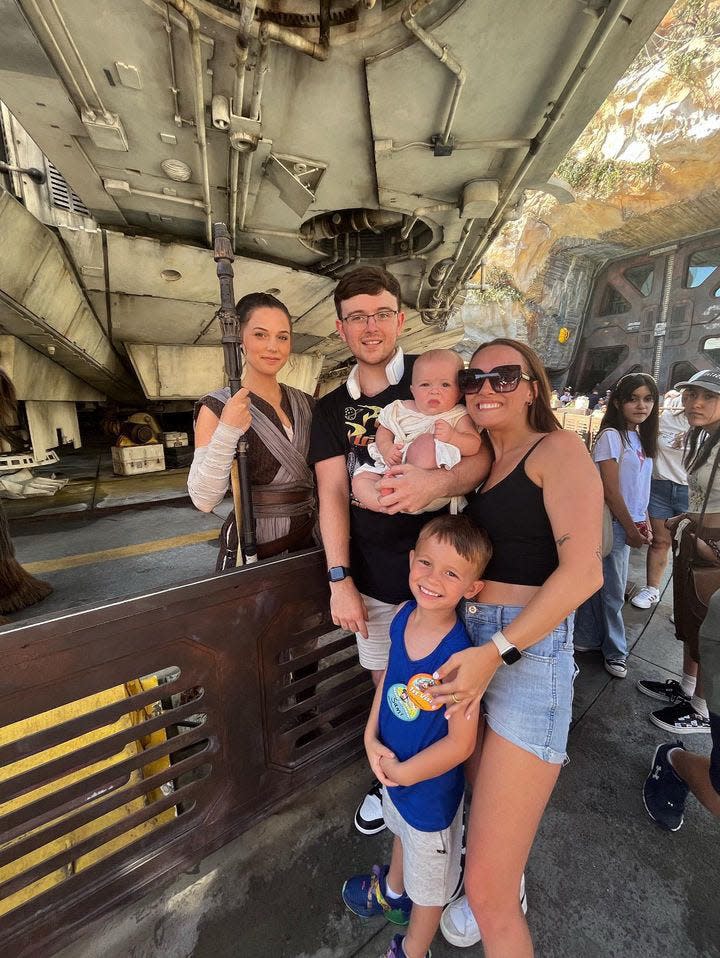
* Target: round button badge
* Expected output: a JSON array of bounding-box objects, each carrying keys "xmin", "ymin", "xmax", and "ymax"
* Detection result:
[
  {"xmin": 387, "ymin": 683, "xmax": 420, "ymax": 721},
  {"xmin": 407, "ymin": 673, "xmax": 441, "ymax": 711}
]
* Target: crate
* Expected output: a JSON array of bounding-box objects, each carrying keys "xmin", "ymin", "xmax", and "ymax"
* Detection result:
[
  {"xmin": 164, "ymin": 446, "xmax": 193, "ymax": 469},
  {"xmin": 163, "ymin": 431, "xmax": 189, "ymax": 448},
  {"xmin": 111, "ymin": 444, "xmax": 165, "ymax": 476}
]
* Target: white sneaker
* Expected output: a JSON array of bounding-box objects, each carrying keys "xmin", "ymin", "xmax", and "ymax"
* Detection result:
[
  {"xmin": 354, "ymin": 780, "xmax": 386, "ymax": 835},
  {"xmin": 440, "ymin": 874, "xmax": 527, "ymax": 947},
  {"xmin": 631, "ymin": 587, "xmax": 660, "ymax": 610},
  {"xmin": 604, "ymin": 659, "xmax": 628, "ymax": 679}
]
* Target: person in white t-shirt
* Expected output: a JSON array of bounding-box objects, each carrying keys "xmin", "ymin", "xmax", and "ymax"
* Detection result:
[
  {"xmin": 631, "ymin": 391, "xmax": 688, "ymax": 610},
  {"xmin": 574, "ymin": 373, "xmax": 659, "ymax": 678}
]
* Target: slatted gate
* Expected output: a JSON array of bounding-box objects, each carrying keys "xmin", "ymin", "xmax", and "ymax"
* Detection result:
[{"xmin": 0, "ymin": 548, "xmax": 371, "ymax": 957}]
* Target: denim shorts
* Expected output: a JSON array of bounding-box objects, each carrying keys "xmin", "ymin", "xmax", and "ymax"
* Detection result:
[
  {"xmin": 460, "ymin": 602, "xmax": 577, "ymax": 765},
  {"xmin": 648, "ymin": 478, "xmax": 689, "ymax": 520}
]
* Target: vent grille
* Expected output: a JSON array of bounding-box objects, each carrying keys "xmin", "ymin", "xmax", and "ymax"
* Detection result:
[{"xmin": 47, "ymin": 162, "xmax": 90, "ymax": 216}]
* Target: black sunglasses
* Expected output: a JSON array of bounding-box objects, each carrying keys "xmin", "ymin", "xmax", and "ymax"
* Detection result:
[{"xmin": 458, "ymin": 365, "xmax": 534, "ymax": 394}]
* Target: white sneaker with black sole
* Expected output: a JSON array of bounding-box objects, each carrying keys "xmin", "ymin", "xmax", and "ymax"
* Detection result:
[
  {"xmin": 631, "ymin": 587, "xmax": 660, "ymax": 610},
  {"xmin": 440, "ymin": 874, "xmax": 527, "ymax": 947},
  {"xmin": 354, "ymin": 779, "xmax": 386, "ymax": 834}
]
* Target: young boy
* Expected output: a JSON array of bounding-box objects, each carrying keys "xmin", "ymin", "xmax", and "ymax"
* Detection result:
[
  {"xmin": 351, "ymin": 349, "xmax": 482, "ymax": 514},
  {"xmin": 342, "ymin": 514, "xmax": 492, "ymax": 958}
]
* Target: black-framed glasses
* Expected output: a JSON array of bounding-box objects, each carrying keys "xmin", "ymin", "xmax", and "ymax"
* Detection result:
[
  {"xmin": 458, "ymin": 365, "xmax": 534, "ymax": 394},
  {"xmin": 341, "ymin": 308, "xmax": 399, "ymax": 326}
]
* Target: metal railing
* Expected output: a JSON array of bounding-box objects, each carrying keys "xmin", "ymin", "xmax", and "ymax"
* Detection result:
[{"xmin": 0, "ymin": 548, "xmax": 371, "ymax": 957}]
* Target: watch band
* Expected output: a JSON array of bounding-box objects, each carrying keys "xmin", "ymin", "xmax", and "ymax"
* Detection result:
[
  {"xmin": 327, "ymin": 565, "xmax": 352, "ymax": 583},
  {"xmin": 490, "ymin": 629, "xmax": 522, "ymax": 665}
]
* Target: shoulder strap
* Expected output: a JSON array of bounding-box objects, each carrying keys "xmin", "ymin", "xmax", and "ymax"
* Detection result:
[
  {"xmin": 695, "ymin": 440, "xmax": 720, "ymax": 545},
  {"xmin": 519, "ymin": 435, "xmax": 548, "ymax": 466},
  {"xmin": 593, "ymin": 427, "xmax": 626, "ymax": 464}
]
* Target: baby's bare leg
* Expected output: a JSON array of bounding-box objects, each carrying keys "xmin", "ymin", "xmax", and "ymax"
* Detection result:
[
  {"xmin": 351, "ymin": 471, "xmax": 385, "ymax": 512},
  {"xmin": 405, "ymin": 433, "xmax": 438, "ymax": 470}
]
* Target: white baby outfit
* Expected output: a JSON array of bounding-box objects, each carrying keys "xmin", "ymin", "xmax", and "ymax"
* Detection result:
[{"xmin": 354, "ymin": 399, "xmax": 469, "ymax": 513}]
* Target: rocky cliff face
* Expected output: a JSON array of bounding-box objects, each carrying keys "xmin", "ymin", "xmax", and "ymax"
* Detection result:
[{"xmin": 460, "ymin": 0, "xmax": 720, "ymax": 368}]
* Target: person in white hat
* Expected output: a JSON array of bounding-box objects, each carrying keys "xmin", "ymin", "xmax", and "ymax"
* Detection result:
[{"xmin": 639, "ymin": 369, "xmax": 720, "ymax": 735}]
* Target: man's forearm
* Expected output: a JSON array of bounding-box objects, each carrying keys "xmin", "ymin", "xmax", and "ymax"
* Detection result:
[
  {"xmin": 319, "ymin": 489, "xmax": 351, "ymax": 565},
  {"xmin": 436, "ymin": 444, "xmax": 491, "ymax": 497}
]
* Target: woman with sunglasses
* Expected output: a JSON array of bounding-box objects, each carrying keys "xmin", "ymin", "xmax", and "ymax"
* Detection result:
[{"xmin": 427, "ymin": 338, "xmax": 603, "ymax": 957}]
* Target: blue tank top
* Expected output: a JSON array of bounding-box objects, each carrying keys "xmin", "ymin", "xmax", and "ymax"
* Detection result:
[{"xmin": 379, "ymin": 601, "xmax": 471, "ymax": 831}]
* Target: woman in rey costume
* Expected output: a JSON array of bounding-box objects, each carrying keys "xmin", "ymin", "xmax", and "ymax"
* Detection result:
[{"xmin": 188, "ymin": 291, "xmax": 316, "ymax": 569}]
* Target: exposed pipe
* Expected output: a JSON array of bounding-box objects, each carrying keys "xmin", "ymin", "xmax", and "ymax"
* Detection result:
[
  {"xmin": 259, "ymin": 20, "xmax": 329, "ymax": 61},
  {"xmin": 186, "ymin": 0, "xmax": 329, "ymax": 60},
  {"xmin": 235, "ymin": 29, "xmax": 269, "ymax": 234},
  {"xmin": 233, "ymin": 36, "xmax": 250, "ymax": 117},
  {"xmin": 46, "ymin": 0, "xmax": 111, "ymax": 120},
  {"xmin": 401, "ymin": 0, "xmax": 466, "ymax": 147},
  {"xmin": 236, "ymin": 0, "xmax": 257, "ymax": 37},
  {"xmin": 436, "ymin": 0, "xmax": 633, "ymax": 309},
  {"xmin": 300, "ymin": 208, "xmax": 402, "ymax": 243},
  {"xmin": 237, "ymin": 151, "xmax": 253, "ymax": 231},
  {"xmin": 165, "ymin": 0, "xmax": 213, "ymax": 245},
  {"xmin": 120, "ymin": 185, "xmax": 207, "ymax": 209},
  {"xmin": 652, "ymin": 250, "xmax": 676, "ymax": 381},
  {"xmin": 325, "ymin": 233, "xmax": 351, "ymax": 275},
  {"xmin": 23, "ymin": 0, "xmax": 92, "ymax": 112},
  {"xmin": 101, "ymin": 229, "xmax": 114, "ymax": 347},
  {"xmin": 317, "ymin": 235, "xmax": 341, "ymax": 272},
  {"xmin": 244, "ymin": 226, "xmax": 302, "ymax": 238},
  {"xmin": 400, "ymin": 202, "xmax": 455, "ymax": 239},
  {"xmin": 228, "ymin": 6, "xmax": 256, "ymax": 248},
  {"xmin": 387, "ymin": 138, "xmax": 532, "ymax": 154},
  {"xmin": 251, "ymin": 32, "xmax": 270, "ymax": 120},
  {"xmin": 164, "ymin": 4, "xmax": 183, "ymax": 125}
]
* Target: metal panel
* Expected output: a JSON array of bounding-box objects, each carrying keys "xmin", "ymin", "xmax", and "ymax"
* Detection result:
[
  {"xmin": 0, "ymin": 548, "xmax": 371, "ymax": 957},
  {"xmin": 572, "ymin": 232, "xmax": 720, "ymax": 392}
]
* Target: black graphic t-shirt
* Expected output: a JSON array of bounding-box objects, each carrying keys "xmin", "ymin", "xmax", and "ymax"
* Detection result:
[{"xmin": 309, "ymin": 355, "xmax": 441, "ymax": 604}]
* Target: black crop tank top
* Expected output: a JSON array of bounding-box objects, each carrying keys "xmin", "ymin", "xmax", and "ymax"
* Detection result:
[{"xmin": 464, "ymin": 436, "xmax": 558, "ymax": 586}]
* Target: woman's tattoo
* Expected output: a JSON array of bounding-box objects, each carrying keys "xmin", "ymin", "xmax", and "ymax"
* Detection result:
[
  {"xmin": 555, "ymin": 534, "xmax": 571, "ymax": 548},
  {"xmin": 595, "ymin": 548, "xmax": 603, "ymax": 562}
]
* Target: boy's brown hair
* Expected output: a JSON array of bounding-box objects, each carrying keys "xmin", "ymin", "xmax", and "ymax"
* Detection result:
[
  {"xmin": 333, "ymin": 266, "xmax": 402, "ymax": 319},
  {"xmin": 416, "ymin": 514, "xmax": 492, "ymax": 577}
]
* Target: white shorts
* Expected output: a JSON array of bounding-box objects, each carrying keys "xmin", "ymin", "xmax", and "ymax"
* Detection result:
[
  {"xmin": 356, "ymin": 594, "xmax": 403, "ymax": 671},
  {"xmin": 382, "ymin": 788, "xmax": 463, "ymax": 907}
]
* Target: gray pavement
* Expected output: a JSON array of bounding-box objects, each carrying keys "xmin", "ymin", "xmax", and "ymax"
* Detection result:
[{"xmin": 54, "ymin": 553, "xmax": 720, "ymax": 958}]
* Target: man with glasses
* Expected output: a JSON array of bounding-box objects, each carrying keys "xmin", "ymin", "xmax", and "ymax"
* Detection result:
[{"xmin": 309, "ymin": 266, "xmax": 489, "ymax": 835}]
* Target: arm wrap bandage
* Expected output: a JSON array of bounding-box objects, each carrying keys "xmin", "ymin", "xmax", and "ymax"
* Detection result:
[{"xmin": 187, "ymin": 421, "xmax": 243, "ymax": 512}]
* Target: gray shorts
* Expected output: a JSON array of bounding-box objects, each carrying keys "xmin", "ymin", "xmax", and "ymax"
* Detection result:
[
  {"xmin": 356, "ymin": 594, "xmax": 403, "ymax": 671},
  {"xmin": 382, "ymin": 788, "xmax": 463, "ymax": 907}
]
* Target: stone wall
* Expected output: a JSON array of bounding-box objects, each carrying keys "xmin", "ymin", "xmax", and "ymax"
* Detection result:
[{"xmin": 460, "ymin": 0, "xmax": 720, "ymax": 372}]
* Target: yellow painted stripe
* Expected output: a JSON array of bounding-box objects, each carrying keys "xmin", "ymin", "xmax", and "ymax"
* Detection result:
[{"xmin": 23, "ymin": 529, "xmax": 219, "ymax": 575}]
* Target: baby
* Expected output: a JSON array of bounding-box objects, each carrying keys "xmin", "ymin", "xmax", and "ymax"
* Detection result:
[{"xmin": 351, "ymin": 349, "xmax": 482, "ymax": 513}]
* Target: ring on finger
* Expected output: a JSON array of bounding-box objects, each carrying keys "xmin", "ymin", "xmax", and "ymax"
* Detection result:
[{"xmin": 451, "ymin": 692, "xmax": 460, "ymax": 704}]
